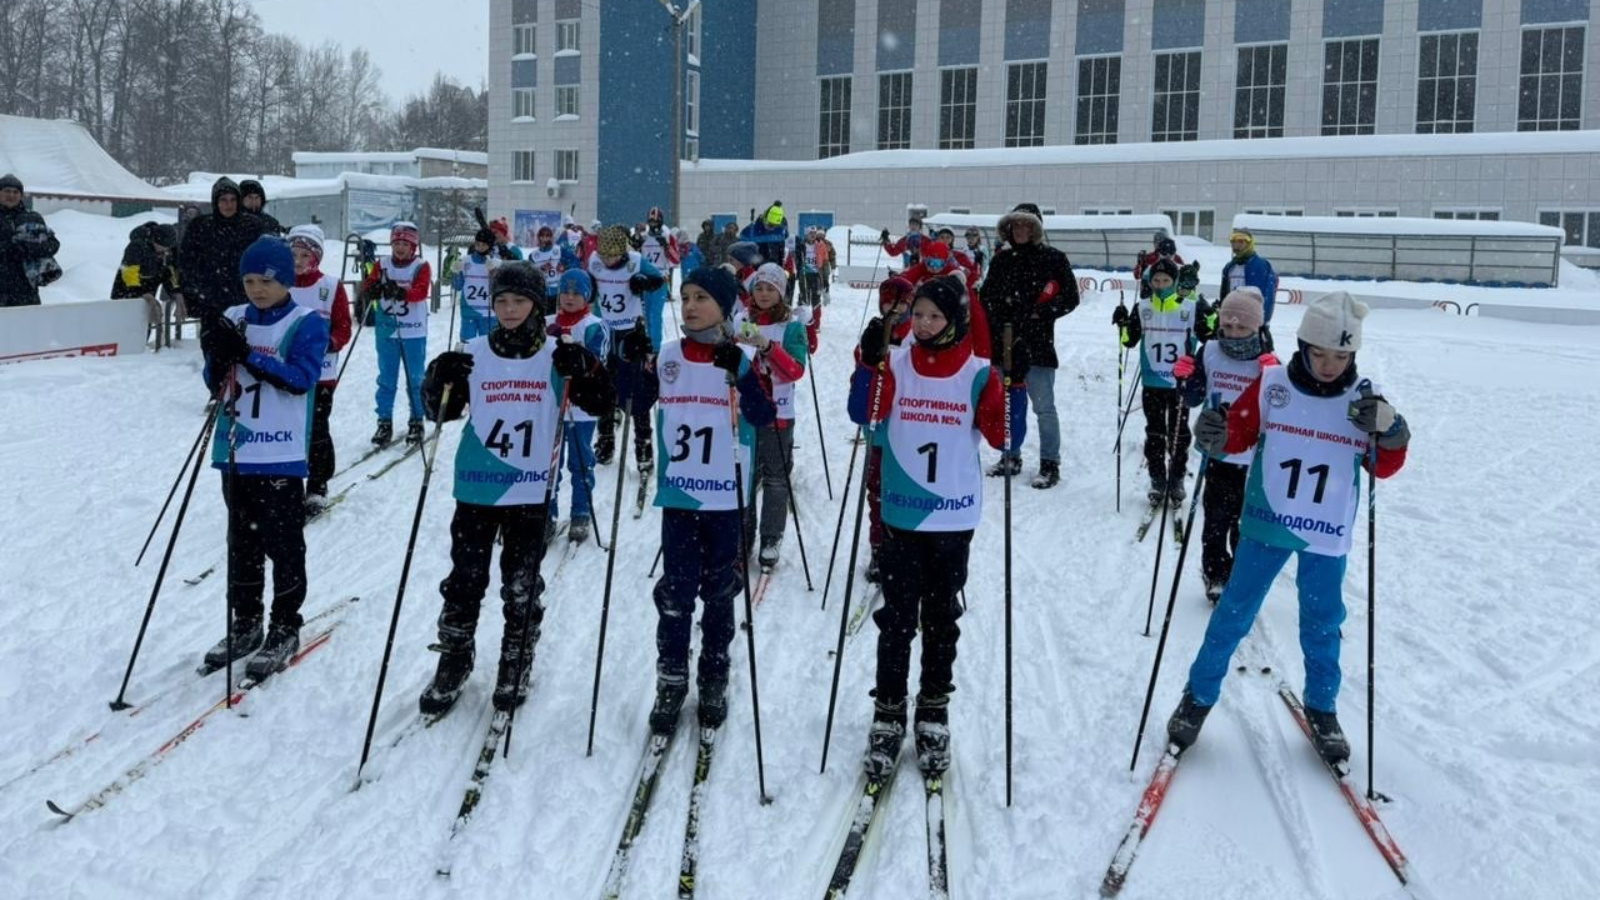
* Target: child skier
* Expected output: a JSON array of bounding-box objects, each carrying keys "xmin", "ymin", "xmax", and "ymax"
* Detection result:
[
  {"xmin": 416, "ymin": 262, "xmax": 614, "ymax": 714},
  {"xmin": 1173, "ymin": 287, "xmax": 1277, "ymax": 602},
  {"xmin": 848, "ymin": 276, "xmax": 1007, "ymax": 778},
  {"xmin": 453, "ymin": 225, "xmax": 521, "ymax": 341},
  {"xmin": 285, "ymin": 225, "xmax": 352, "ymax": 511},
  {"xmin": 549, "ymin": 269, "xmax": 612, "ymax": 544},
  {"xmin": 586, "ymin": 225, "xmax": 667, "ymax": 468},
  {"xmin": 637, "ymin": 266, "xmax": 777, "ymax": 735},
  {"xmin": 1166, "ymin": 292, "xmax": 1410, "ymax": 765},
  {"xmin": 852, "ymin": 276, "xmax": 915, "ymax": 585},
  {"xmin": 198, "ymin": 236, "xmax": 331, "ymax": 679},
  {"xmin": 361, "ymin": 221, "xmax": 432, "ymax": 447},
  {"xmin": 736, "ymin": 262, "xmax": 809, "ymax": 569},
  {"xmin": 526, "ymin": 225, "xmax": 579, "ymax": 291},
  {"xmin": 1113, "ymin": 258, "xmax": 1196, "ymax": 509}
]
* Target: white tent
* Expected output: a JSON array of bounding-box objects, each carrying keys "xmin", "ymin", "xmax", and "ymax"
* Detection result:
[{"xmin": 0, "ymin": 114, "xmax": 169, "ymax": 203}]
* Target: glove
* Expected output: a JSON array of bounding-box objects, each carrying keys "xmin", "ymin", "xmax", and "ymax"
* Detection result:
[
  {"xmin": 432, "ymin": 351, "xmax": 474, "ymax": 385},
  {"xmin": 618, "ymin": 326, "xmax": 653, "ymax": 363},
  {"xmin": 1376, "ymin": 414, "xmax": 1410, "ymax": 451},
  {"xmin": 628, "ymin": 272, "xmax": 661, "ymax": 295},
  {"xmin": 879, "ymin": 228, "xmax": 891, "ymax": 245},
  {"xmin": 383, "ymin": 280, "xmax": 408, "ymax": 301},
  {"xmin": 546, "ymin": 322, "xmax": 564, "ymax": 338},
  {"xmin": 712, "ymin": 340, "xmax": 745, "ymax": 375},
  {"xmin": 203, "ymin": 322, "xmax": 250, "ymax": 369},
  {"xmin": 1194, "ymin": 404, "xmax": 1230, "ymax": 457},
  {"xmin": 628, "ymin": 232, "xmax": 644, "ymax": 250},
  {"xmin": 552, "ymin": 339, "xmax": 594, "ymax": 378},
  {"xmin": 1259, "ymin": 352, "xmax": 1281, "ymax": 367},
  {"xmin": 859, "ymin": 318, "xmax": 888, "ymax": 368},
  {"xmin": 1348, "ymin": 390, "xmax": 1396, "ymax": 435},
  {"xmin": 1173, "ymin": 355, "xmax": 1196, "ymax": 380},
  {"xmin": 1111, "ymin": 305, "xmax": 1129, "ymax": 327}
]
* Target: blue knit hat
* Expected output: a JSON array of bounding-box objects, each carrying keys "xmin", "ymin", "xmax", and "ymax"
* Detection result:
[
  {"xmin": 558, "ymin": 268, "xmax": 594, "ymax": 302},
  {"xmin": 239, "ymin": 236, "xmax": 295, "ymax": 288},
  {"xmin": 682, "ymin": 266, "xmax": 739, "ymax": 320}
]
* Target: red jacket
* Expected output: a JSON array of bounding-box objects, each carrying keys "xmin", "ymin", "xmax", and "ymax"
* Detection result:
[
  {"xmin": 1225, "ymin": 378, "xmax": 1407, "ymax": 478},
  {"xmin": 359, "ymin": 255, "xmax": 432, "ymax": 308},
  {"xmin": 297, "ymin": 268, "xmax": 351, "ymax": 385},
  {"xmin": 864, "ymin": 336, "xmax": 1008, "ymax": 450}
]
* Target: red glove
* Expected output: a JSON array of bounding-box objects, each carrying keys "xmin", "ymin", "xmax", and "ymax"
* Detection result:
[
  {"xmin": 1259, "ymin": 352, "xmax": 1281, "ymax": 367},
  {"xmin": 1173, "ymin": 355, "xmax": 1196, "ymax": 380},
  {"xmin": 1036, "ymin": 281, "xmax": 1059, "ymax": 303}
]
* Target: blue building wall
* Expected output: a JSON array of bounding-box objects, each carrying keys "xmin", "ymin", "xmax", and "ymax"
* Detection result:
[
  {"xmin": 700, "ymin": 1, "xmax": 756, "ymax": 161},
  {"xmin": 598, "ymin": 4, "xmax": 674, "ymax": 226}
]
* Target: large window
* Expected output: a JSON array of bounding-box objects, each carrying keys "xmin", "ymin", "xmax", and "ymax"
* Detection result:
[
  {"xmin": 1539, "ymin": 210, "xmax": 1600, "ymax": 247},
  {"xmin": 1417, "ymin": 32, "xmax": 1478, "ymax": 133},
  {"xmin": 513, "ymin": 24, "xmax": 536, "ymax": 57},
  {"xmin": 1160, "ymin": 208, "xmax": 1214, "ymax": 242},
  {"xmin": 939, "ymin": 67, "xmax": 978, "ymax": 149},
  {"xmin": 1235, "ymin": 44, "xmax": 1287, "ymax": 138},
  {"xmin": 1005, "ymin": 62, "xmax": 1047, "ymax": 147},
  {"xmin": 878, "ymin": 72, "xmax": 913, "ymax": 150},
  {"xmin": 512, "ymin": 150, "xmax": 535, "ymax": 182},
  {"xmin": 557, "ymin": 20, "xmax": 580, "ymax": 53},
  {"xmin": 1519, "ymin": 26, "xmax": 1585, "ymax": 131},
  {"xmin": 555, "ymin": 149, "xmax": 579, "ymax": 182},
  {"xmin": 513, "ymin": 87, "xmax": 536, "ymax": 120},
  {"xmin": 555, "ymin": 86, "xmax": 579, "ymax": 118},
  {"xmin": 686, "ymin": 4, "xmax": 701, "ymax": 60},
  {"xmin": 684, "ymin": 68, "xmax": 700, "ymax": 160},
  {"xmin": 819, "ymin": 76, "xmax": 852, "ymax": 158},
  {"xmin": 1151, "ymin": 51, "xmax": 1200, "ymax": 142},
  {"xmin": 1076, "ymin": 56, "xmax": 1121, "ymax": 144},
  {"xmin": 1322, "ymin": 38, "xmax": 1379, "ymax": 135},
  {"xmin": 1433, "ymin": 209, "xmax": 1500, "ymax": 220},
  {"xmin": 1334, "ymin": 208, "xmax": 1398, "ymax": 217}
]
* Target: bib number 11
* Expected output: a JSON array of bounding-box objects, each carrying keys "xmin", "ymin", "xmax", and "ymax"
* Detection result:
[{"xmin": 1280, "ymin": 458, "xmax": 1330, "ymax": 503}]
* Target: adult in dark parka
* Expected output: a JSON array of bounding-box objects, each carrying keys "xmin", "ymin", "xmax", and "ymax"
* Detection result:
[
  {"xmin": 0, "ymin": 173, "xmax": 62, "ymax": 307},
  {"xmin": 178, "ymin": 176, "xmax": 268, "ymax": 330}
]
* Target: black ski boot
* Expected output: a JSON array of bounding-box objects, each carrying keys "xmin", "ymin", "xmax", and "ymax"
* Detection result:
[
  {"xmin": 986, "ymin": 455, "xmax": 1023, "ymax": 478},
  {"xmin": 304, "ymin": 484, "xmax": 329, "ymax": 518},
  {"xmin": 1304, "ymin": 707, "xmax": 1351, "ymax": 767},
  {"xmin": 1147, "ymin": 477, "xmax": 1169, "ymax": 508},
  {"xmin": 595, "ymin": 429, "xmax": 616, "ymax": 465},
  {"xmin": 370, "ymin": 419, "xmax": 393, "ymax": 447},
  {"xmin": 697, "ymin": 676, "xmax": 728, "ymax": 729},
  {"xmin": 914, "ymin": 694, "xmax": 952, "ymax": 776},
  {"xmin": 1031, "ymin": 460, "xmax": 1061, "ymax": 490},
  {"xmin": 649, "ymin": 674, "xmax": 689, "ymax": 735},
  {"xmin": 493, "ymin": 621, "xmax": 540, "ymax": 711},
  {"xmin": 1166, "ymin": 689, "xmax": 1213, "ymax": 754},
  {"xmin": 1167, "ymin": 479, "xmax": 1188, "ymax": 510},
  {"xmin": 862, "ymin": 698, "xmax": 907, "ymax": 781},
  {"xmin": 568, "ymin": 517, "xmax": 591, "ymax": 544},
  {"xmin": 419, "ymin": 643, "xmax": 474, "ymax": 716},
  {"xmin": 1204, "ymin": 578, "xmax": 1225, "ymax": 604},
  {"xmin": 245, "ymin": 621, "xmax": 300, "ymax": 682},
  {"xmin": 202, "ymin": 615, "xmax": 263, "ymax": 671},
  {"xmin": 635, "ymin": 438, "xmax": 653, "ymax": 469},
  {"xmin": 405, "ymin": 419, "xmax": 424, "ymax": 447}
]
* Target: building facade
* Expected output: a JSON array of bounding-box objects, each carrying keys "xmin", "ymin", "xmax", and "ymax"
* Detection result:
[{"xmin": 293, "ymin": 149, "xmax": 489, "ymax": 181}]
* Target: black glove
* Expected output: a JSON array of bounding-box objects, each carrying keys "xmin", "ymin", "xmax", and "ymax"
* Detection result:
[
  {"xmin": 628, "ymin": 272, "xmax": 663, "ymax": 295},
  {"xmin": 628, "ymin": 232, "xmax": 644, "ymax": 250},
  {"xmin": 879, "ymin": 228, "xmax": 891, "ymax": 245},
  {"xmin": 432, "ymin": 351, "xmax": 474, "ymax": 385},
  {"xmin": 1112, "ymin": 305, "xmax": 1130, "ymax": 327},
  {"xmin": 553, "ymin": 340, "xmax": 594, "ymax": 378},
  {"xmin": 618, "ymin": 326, "xmax": 653, "ymax": 363},
  {"xmin": 859, "ymin": 318, "xmax": 888, "ymax": 368},
  {"xmin": 203, "ymin": 322, "xmax": 250, "ymax": 369},
  {"xmin": 1194, "ymin": 405, "xmax": 1230, "ymax": 457},
  {"xmin": 383, "ymin": 281, "xmax": 408, "ymax": 301},
  {"xmin": 712, "ymin": 340, "xmax": 744, "ymax": 375}
]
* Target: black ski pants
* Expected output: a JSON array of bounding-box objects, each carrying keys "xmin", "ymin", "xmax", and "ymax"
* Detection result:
[
  {"xmin": 874, "ymin": 525, "xmax": 971, "ymax": 708},
  {"xmin": 436, "ymin": 501, "xmax": 549, "ymax": 656},
  {"xmin": 1201, "ymin": 460, "xmax": 1249, "ymax": 587},
  {"xmin": 308, "ymin": 383, "xmax": 337, "ymax": 493},
  {"xmin": 654, "ymin": 508, "xmax": 741, "ymax": 687},
  {"xmin": 599, "ymin": 349, "xmax": 653, "ymax": 452},
  {"xmin": 221, "ymin": 473, "xmax": 307, "ymax": 628},
  {"xmin": 1142, "ymin": 386, "xmax": 1191, "ymax": 488}
]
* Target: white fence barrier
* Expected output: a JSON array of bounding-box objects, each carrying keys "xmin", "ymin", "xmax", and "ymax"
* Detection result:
[{"xmin": 0, "ymin": 299, "xmax": 148, "ymax": 365}]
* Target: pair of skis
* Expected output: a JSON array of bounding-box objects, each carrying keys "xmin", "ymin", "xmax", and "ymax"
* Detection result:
[
  {"xmin": 1134, "ymin": 496, "xmax": 1186, "ymax": 544},
  {"xmin": 825, "ymin": 755, "xmax": 950, "ymax": 899},
  {"xmin": 597, "ymin": 726, "xmax": 699, "ymax": 899}
]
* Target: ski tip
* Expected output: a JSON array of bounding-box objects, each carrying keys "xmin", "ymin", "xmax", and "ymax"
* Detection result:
[{"xmin": 45, "ymin": 799, "xmax": 74, "ymax": 820}]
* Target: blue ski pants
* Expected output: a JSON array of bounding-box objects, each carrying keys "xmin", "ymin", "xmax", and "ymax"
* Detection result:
[
  {"xmin": 374, "ymin": 335, "xmax": 426, "ymax": 422},
  {"xmin": 553, "ymin": 420, "xmax": 598, "ymax": 521},
  {"xmin": 654, "ymin": 508, "xmax": 741, "ymax": 686}
]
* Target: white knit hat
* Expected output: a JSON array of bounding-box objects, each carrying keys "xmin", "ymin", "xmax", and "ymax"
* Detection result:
[
  {"xmin": 1298, "ymin": 291, "xmax": 1368, "ymax": 352},
  {"xmin": 743, "ymin": 262, "xmax": 787, "ymax": 296},
  {"xmin": 287, "ymin": 223, "xmax": 325, "ymax": 260}
]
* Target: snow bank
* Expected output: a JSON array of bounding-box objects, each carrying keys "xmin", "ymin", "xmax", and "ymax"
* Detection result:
[
  {"xmin": 0, "ymin": 114, "xmax": 169, "ymax": 202},
  {"xmin": 40, "ymin": 209, "xmax": 177, "ymax": 305}
]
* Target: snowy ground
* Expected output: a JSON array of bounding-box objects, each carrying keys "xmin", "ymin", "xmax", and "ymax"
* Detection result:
[{"xmin": 2, "ymin": 278, "xmax": 1598, "ymax": 900}]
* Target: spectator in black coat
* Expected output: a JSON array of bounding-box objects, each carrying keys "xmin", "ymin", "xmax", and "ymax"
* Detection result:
[
  {"xmin": 178, "ymin": 177, "xmax": 268, "ymax": 330},
  {"xmin": 239, "ymin": 179, "xmax": 284, "ymax": 235},
  {"xmin": 977, "ymin": 203, "xmax": 1080, "ymax": 488},
  {"xmin": 0, "ymin": 173, "xmax": 62, "ymax": 307}
]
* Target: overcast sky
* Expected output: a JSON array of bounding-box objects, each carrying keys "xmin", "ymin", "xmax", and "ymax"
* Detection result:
[{"xmin": 250, "ymin": 0, "xmax": 488, "ymax": 100}]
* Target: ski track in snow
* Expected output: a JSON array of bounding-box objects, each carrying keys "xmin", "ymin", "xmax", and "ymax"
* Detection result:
[{"xmin": 1, "ymin": 285, "xmax": 1598, "ymax": 899}]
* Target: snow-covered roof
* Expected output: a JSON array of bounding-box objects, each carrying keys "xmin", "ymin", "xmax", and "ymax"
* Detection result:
[
  {"xmin": 163, "ymin": 171, "xmax": 486, "ymax": 202},
  {"xmin": 291, "ymin": 148, "xmax": 489, "ymax": 166},
  {"xmin": 695, "ymin": 130, "xmax": 1600, "ymax": 173},
  {"xmin": 928, "ymin": 212, "xmax": 1173, "ymax": 232},
  {"xmin": 0, "ymin": 114, "xmax": 170, "ymax": 202},
  {"xmin": 1234, "ymin": 213, "xmax": 1565, "ymax": 239}
]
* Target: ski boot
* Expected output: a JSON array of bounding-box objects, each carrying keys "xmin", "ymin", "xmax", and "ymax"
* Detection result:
[
  {"xmin": 1304, "ymin": 707, "xmax": 1351, "ymax": 767},
  {"xmin": 697, "ymin": 676, "xmax": 729, "ymax": 729},
  {"xmin": 1031, "ymin": 460, "xmax": 1061, "ymax": 490},
  {"xmin": 304, "ymin": 483, "xmax": 329, "ymax": 518},
  {"xmin": 595, "ymin": 429, "xmax": 616, "ymax": 466},
  {"xmin": 649, "ymin": 673, "xmax": 690, "ymax": 735},
  {"xmin": 758, "ymin": 537, "xmax": 780, "ymax": 572},
  {"xmin": 1167, "ymin": 479, "xmax": 1188, "ymax": 511},
  {"xmin": 986, "ymin": 455, "xmax": 1023, "ymax": 478},
  {"xmin": 245, "ymin": 621, "xmax": 300, "ymax": 682},
  {"xmin": 1165, "ymin": 689, "xmax": 1213, "ymax": 754},
  {"xmin": 370, "ymin": 419, "xmax": 393, "ymax": 447},
  {"xmin": 1147, "ymin": 477, "xmax": 1169, "ymax": 508},
  {"xmin": 202, "ymin": 615, "xmax": 263, "ymax": 671},
  {"xmin": 862, "ymin": 698, "xmax": 907, "ymax": 781},
  {"xmin": 864, "ymin": 549, "xmax": 882, "ymax": 585},
  {"xmin": 568, "ymin": 517, "xmax": 591, "ymax": 544},
  {"xmin": 419, "ymin": 642, "xmax": 474, "ymax": 716},
  {"xmin": 405, "ymin": 419, "xmax": 424, "ymax": 447},
  {"xmin": 914, "ymin": 694, "xmax": 952, "ymax": 775}
]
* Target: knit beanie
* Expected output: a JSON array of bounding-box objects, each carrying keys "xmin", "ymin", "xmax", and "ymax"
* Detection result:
[
  {"xmin": 150, "ymin": 224, "xmax": 178, "ymax": 249},
  {"xmin": 1298, "ymin": 291, "xmax": 1368, "ymax": 352},
  {"xmin": 913, "ymin": 275, "xmax": 969, "ymax": 347},
  {"xmin": 287, "ymin": 224, "xmax": 325, "ymax": 262},
  {"xmin": 727, "ymin": 241, "xmax": 763, "ymax": 267},
  {"xmin": 597, "ymin": 225, "xmax": 631, "ymax": 260},
  {"xmin": 744, "ymin": 262, "xmax": 787, "ymax": 296},
  {"xmin": 878, "ymin": 275, "xmax": 915, "ymax": 313},
  {"xmin": 491, "ymin": 262, "xmax": 548, "ymax": 309},
  {"xmin": 1218, "ymin": 287, "xmax": 1265, "ymax": 332},
  {"xmin": 1148, "ymin": 257, "xmax": 1180, "ymax": 283},
  {"xmin": 558, "ymin": 269, "xmax": 594, "ymax": 302},
  {"xmin": 1230, "ymin": 227, "xmax": 1255, "ymax": 250},
  {"xmin": 0, "ymin": 173, "xmax": 22, "ymax": 192},
  {"xmin": 239, "ymin": 236, "xmax": 295, "ymax": 288},
  {"xmin": 390, "ymin": 221, "xmax": 420, "ymax": 250},
  {"xmin": 683, "ymin": 266, "xmax": 739, "ymax": 320},
  {"xmin": 474, "ymin": 226, "xmax": 496, "ymax": 247}
]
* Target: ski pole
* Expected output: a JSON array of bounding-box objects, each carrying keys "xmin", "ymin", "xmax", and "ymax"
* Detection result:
[
  {"xmin": 221, "ymin": 343, "xmax": 245, "ymax": 711},
  {"xmin": 134, "ymin": 407, "xmax": 214, "ymax": 567},
  {"xmin": 775, "ymin": 424, "xmax": 814, "ymax": 590},
  {"xmin": 355, "ymin": 365, "xmax": 459, "ymax": 784},
  {"xmin": 1115, "ymin": 292, "xmax": 1129, "ymax": 514},
  {"xmin": 504, "ymin": 381, "xmax": 573, "ymax": 758},
  {"xmin": 110, "ymin": 396, "xmax": 224, "ymax": 711},
  {"xmin": 1112, "ymin": 379, "xmax": 1143, "ymax": 453},
  {"xmin": 1365, "ymin": 431, "xmax": 1384, "ymax": 802},
  {"xmin": 334, "ymin": 299, "xmax": 375, "ymax": 385},
  {"xmin": 808, "ymin": 364, "xmax": 833, "ymax": 501},
  {"xmin": 648, "ymin": 544, "xmax": 661, "ymax": 578},
  {"xmin": 1129, "ymin": 455, "xmax": 1209, "ymax": 771},
  {"xmin": 1001, "ymin": 324, "xmax": 1015, "ymax": 808},
  {"xmin": 820, "ymin": 317, "xmax": 893, "ymax": 774},
  {"xmin": 818, "ymin": 426, "xmax": 863, "ymax": 612},
  {"xmin": 727, "ymin": 374, "xmax": 771, "ymax": 803},
  {"xmin": 585, "ymin": 372, "xmax": 634, "ymax": 757}
]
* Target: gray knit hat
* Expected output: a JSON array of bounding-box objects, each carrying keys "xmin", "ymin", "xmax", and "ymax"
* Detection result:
[{"xmin": 1297, "ymin": 291, "xmax": 1368, "ymax": 352}]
